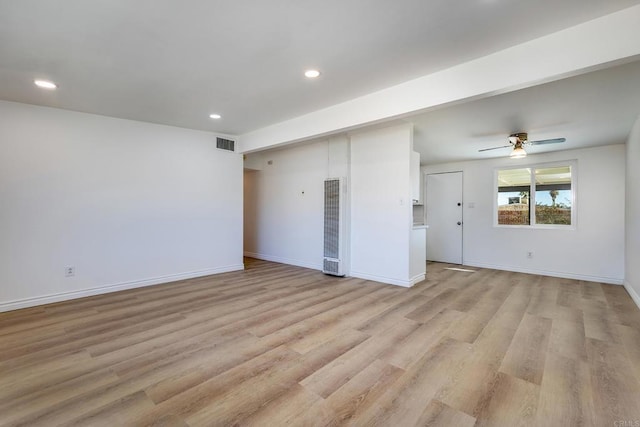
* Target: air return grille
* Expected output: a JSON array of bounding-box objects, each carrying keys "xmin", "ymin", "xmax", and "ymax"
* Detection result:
[
  {"xmin": 323, "ymin": 259, "xmax": 340, "ymax": 275},
  {"xmin": 323, "ymin": 178, "xmax": 345, "ymax": 276},
  {"xmin": 216, "ymin": 137, "xmax": 235, "ymax": 152},
  {"xmin": 324, "ymin": 179, "xmax": 340, "ymax": 259}
]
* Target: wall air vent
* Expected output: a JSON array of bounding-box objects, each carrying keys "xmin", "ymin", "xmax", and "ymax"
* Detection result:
[
  {"xmin": 216, "ymin": 137, "xmax": 235, "ymax": 152},
  {"xmin": 323, "ymin": 178, "xmax": 346, "ymax": 277},
  {"xmin": 323, "ymin": 258, "xmax": 340, "ymax": 275}
]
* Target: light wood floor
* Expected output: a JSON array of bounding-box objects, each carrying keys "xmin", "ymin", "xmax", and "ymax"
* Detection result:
[{"xmin": 1, "ymin": 259, "xmax": 640, "ymax": 426}]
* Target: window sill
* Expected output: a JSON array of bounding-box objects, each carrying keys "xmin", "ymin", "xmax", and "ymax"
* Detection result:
[{"xmin": 494, "ymin": 224, "xmax": 576, "ymax": 231}]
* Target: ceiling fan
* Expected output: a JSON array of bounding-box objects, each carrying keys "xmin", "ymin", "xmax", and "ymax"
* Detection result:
[{"xmin": 479, "ymin": 132, "xmax": 566, "ymax": 158}]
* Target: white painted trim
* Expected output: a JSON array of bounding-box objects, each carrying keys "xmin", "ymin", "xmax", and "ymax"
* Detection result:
[
  {"xmin": 349, "ymin": 271, "xmax": 413, "ymax": 288},
  {"xmin": 240, "ymin": 6, "xmax": 640, "ymax": 152},
  {"xmin": 0, "ymin": 264, "xmax": 245, "ymax": 313},
  {"xmin": 410, "ymin": 273, "xmax": 426, "ymax": 286},
  {"xmin": 464, "ymin": 260, "xmax": 623, "ymax": 285},
  {"xmin": 243, "ymin": 252, "xmax": 322, "ymax": 271},
  {"xmin": 624, "ymin": 281, "xmax": 640, "ymax": 310}
]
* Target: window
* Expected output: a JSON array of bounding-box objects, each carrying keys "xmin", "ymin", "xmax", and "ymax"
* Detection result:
[{"xmin": 496, "ymin": 162, "xmax": 574, "ymax": 227}]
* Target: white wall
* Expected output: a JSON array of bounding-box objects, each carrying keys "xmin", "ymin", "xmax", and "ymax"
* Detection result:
[
  {"xmin": 350, "ymin": 124, "xmax": 414, "ymax": 286},
  {"xmin": 244, "ymin": 124, "xmax": 416, "ymax": 287},
  {"xmin": 625, "ymin": 115, "xmax": 640, "ymax": 306},
  {"xmin": 243, "ymin": 136, "xmax": 349, "ymax": 270},
  {"xmin": 0, "ymin": 101, "xmax": 244, "ymax": 311},
  {"xmin": 423, "ymin": 144, "xmax": 626, "ymax": 284}
]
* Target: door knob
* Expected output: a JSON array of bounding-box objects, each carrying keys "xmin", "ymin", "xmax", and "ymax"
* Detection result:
[
  {"xmin": 457, "ymin": 202, "xmax": 461, "ymax": 206},
  {"xmin": 457, "ymin": 221, "xmax": 462, "ymax": 226}
]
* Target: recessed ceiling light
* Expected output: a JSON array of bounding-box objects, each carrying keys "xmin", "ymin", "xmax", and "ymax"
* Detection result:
[
  {"xmin": 209, "ymin": 113, "xmax": 222, "ymax": 119},
  {"xmin": 304, "ymin": 69, "xmax": 321, "ymax": 78},
  {"xmin": 34, "ymin": 79, "xmax": 57, "ymax": 89}
]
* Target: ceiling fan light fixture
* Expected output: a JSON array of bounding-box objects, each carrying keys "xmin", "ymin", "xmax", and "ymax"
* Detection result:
[
  {"xmin": 510, "ymin": 132, "xmax": 528, "ymax": 144},
  {"xmin": 479, "ymin": 131, "xmax": 563, "ymax": 156},
  {"xmin": 510, "ymin": 143, "xmax": 527, "ymax": 158}
]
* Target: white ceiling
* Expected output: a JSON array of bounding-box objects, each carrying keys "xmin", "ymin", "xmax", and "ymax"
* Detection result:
[
  {"xmin": 410, "ymin": 59, "xmax": 640, "ymax": 164},
  {"xmin": 1, "ymin": 0, "xmax": 639, "ymax": 136}
]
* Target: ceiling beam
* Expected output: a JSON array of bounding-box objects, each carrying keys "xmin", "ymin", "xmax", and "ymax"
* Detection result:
[{"xmin": 239, "ymin": 5, "xmax": 640, "ymax": 153}]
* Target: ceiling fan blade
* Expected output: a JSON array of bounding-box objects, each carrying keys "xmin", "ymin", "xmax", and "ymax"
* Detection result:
[
  {"xmin": 529, "ymin": 137, "xmax": 566, "ymax": 145},
  {"xmin": 478, "ymin": 145, "xmax": 512, "ymax": 152}
]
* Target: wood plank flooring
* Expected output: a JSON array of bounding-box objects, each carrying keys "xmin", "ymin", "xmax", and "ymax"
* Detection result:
[{"xmin": 1, "ymin": 259, "xmax": 640, "ymax": 426}]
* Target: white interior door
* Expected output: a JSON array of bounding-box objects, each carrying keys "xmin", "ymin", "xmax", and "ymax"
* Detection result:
[{"xmin": 426, "ymin": 172, "xmax": 463, "ymax": 264}]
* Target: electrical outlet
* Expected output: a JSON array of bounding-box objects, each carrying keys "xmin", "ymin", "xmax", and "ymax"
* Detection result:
[
  {"xmin": 527, "ymin": 251, "xmax": 533, "ymax": 259},
  {"xmin": 65, "ymin": 266, "xmax": 75, "ymax": 277}
]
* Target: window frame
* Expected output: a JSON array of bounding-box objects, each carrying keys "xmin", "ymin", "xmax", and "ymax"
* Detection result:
[{"xmin": 493, "ymin": 160, "xmax": 577, "ymax": 230}]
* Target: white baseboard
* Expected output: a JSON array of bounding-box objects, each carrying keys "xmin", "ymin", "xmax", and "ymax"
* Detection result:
[
  {"xmin": 243, "ymin": 252, "xmax": 322, "ymax": 271},
  {"xmin": 410, "ymin": 273, "xmax": 426, "ymax": 286},
  {"xmin": 463, "ymin": 260, "xmax": 623, "ymax": 285},
  {"xmin": 0, "ymin": 264, "xmax": 245, "ymax": 313},
  {"xmin": 624, "ymin": 281, "xmax": 640, "ymax": 310},
  {"xmin": 350, "ymin": 271, "xmax": 413, "ymax": 288},
  {"xmin": 244, "ymin": 253, "xmax": 420, "ymax": 289}
]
